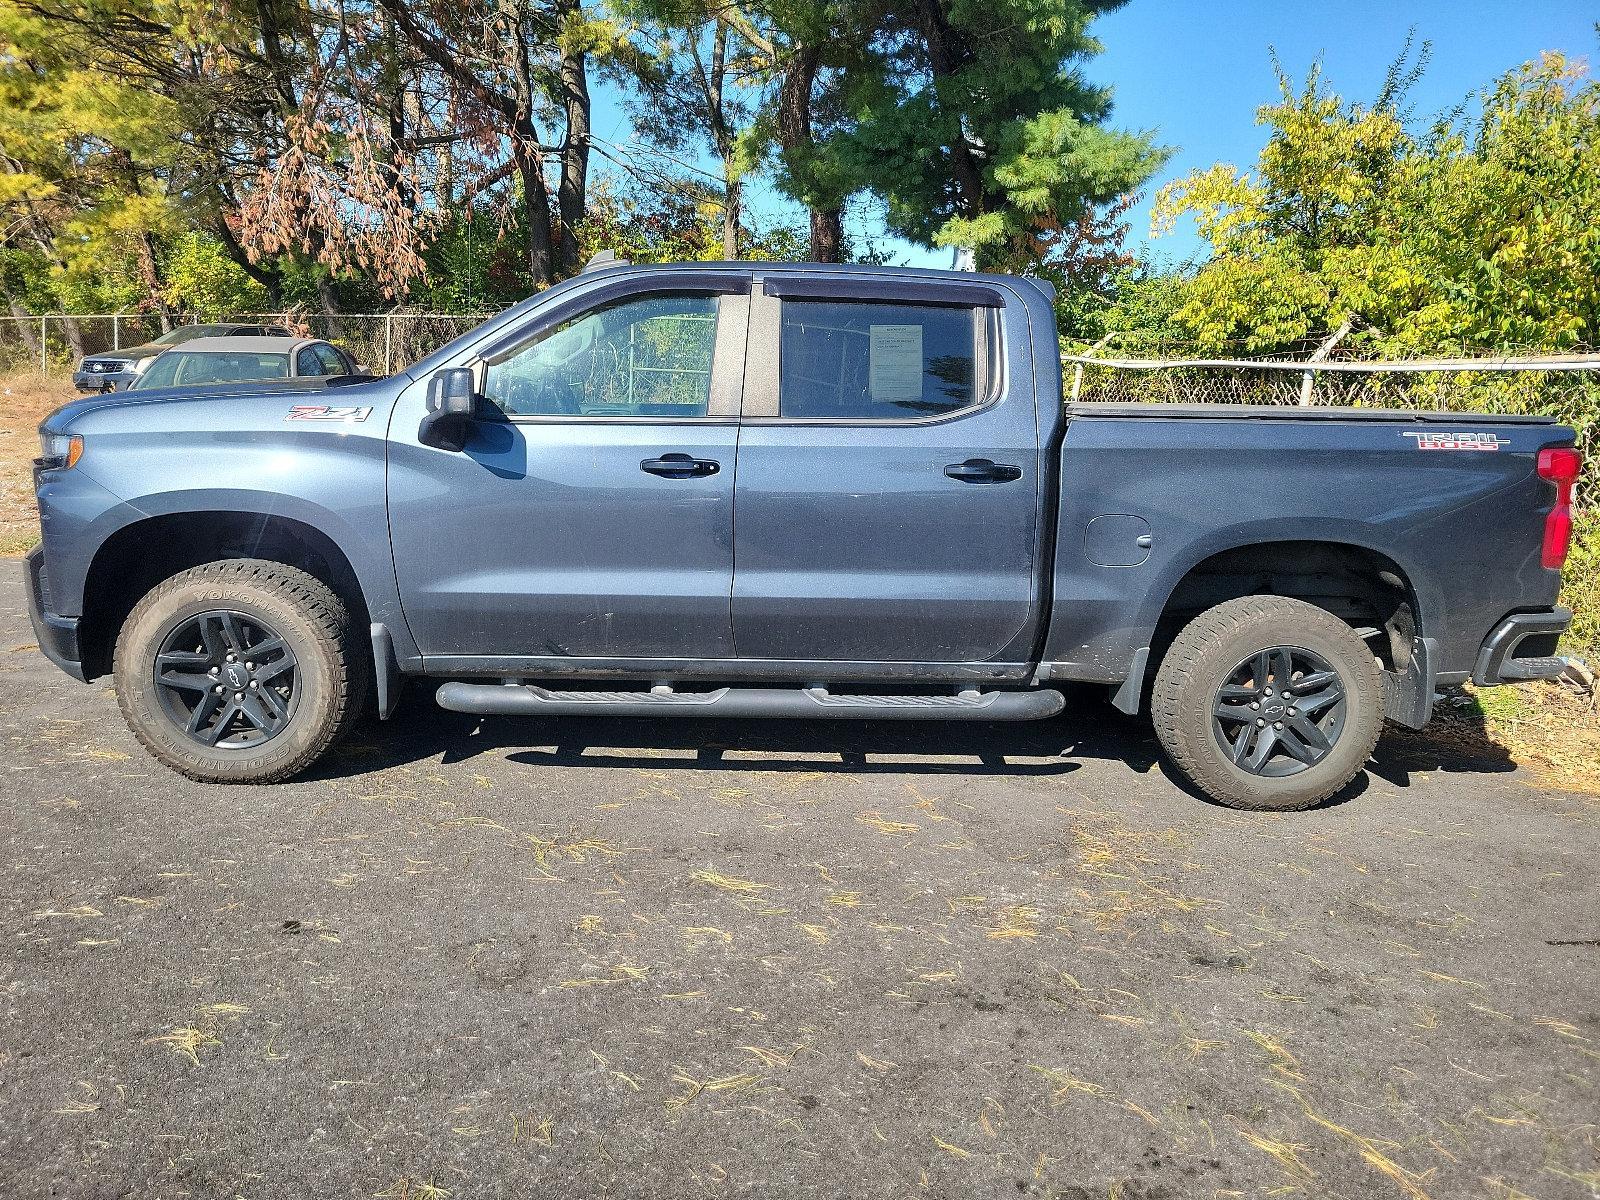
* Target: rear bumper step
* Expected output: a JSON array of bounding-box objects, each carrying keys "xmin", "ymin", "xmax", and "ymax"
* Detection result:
[
  {"xmin": 1472, "ymin": 607, "xmax": 1572, "ymax": 685},
  {"xmin": 436, "ymin": 683, "xmax": 1066, "ymax": 722}
]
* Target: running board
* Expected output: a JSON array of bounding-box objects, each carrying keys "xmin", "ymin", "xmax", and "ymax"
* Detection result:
[{"xmin": 436, "ymin": 683, "xmax": 1065, "ymax": 722}]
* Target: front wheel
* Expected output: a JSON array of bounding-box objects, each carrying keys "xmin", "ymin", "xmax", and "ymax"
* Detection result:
[
  {"xmin": 113, "ymin": 560, "xmax": 366, "ymax": 784},
  {"xmin": 1151, "ymin": 596, "xmax": 1383, "ymax": 811}
]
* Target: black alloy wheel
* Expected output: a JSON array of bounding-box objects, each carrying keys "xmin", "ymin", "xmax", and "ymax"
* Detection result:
[
  {"xmin": 153, "ymin": 610, "xmax": 300, "ymax": 748},
  {"xmin": 1210, "ymin": 645, "xmax": 1346, "ymax": 778}
]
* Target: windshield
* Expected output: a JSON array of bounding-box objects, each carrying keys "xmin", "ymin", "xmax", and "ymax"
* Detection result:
[
  {"xmin": 151, "ymin": 324, "xmax": 237, "ymax": 347},
  {"xmin": 134, "ymin": 350, "xmax": 291, "ymax": 389}
]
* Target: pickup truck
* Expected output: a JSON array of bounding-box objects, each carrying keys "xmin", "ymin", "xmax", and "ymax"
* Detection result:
[{"xmin": 27, "ymin": 259, "xmax": 1582, "ymax": 811}]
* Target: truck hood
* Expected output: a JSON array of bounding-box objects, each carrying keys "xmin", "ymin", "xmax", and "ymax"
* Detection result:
[{"xmin": 41, "ymin": 376, "xmax": 389, "ymax": 434}]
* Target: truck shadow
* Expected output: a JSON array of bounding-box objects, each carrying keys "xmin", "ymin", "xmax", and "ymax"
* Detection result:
[
  {"xmin": 328, "ymin": 683, "xmax": 1149, "ymax": 781},
  {"xmin": 318, "ymin": 683, "xmax": 1522, "ymax": 801}
]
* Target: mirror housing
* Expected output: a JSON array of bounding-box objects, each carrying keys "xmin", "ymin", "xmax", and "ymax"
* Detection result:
[{"xmin": 419, "ymin": 367, "xmax": 479, "ymax": 451}]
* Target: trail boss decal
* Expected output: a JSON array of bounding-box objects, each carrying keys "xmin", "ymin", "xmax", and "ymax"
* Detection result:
[
  {"xmin": 1402, "ymin": 430, "xmax": 1508, "ymax": 451},
  {"xmin": 285, "ymin": 404, "xmax": 373, "ymax": 423}
]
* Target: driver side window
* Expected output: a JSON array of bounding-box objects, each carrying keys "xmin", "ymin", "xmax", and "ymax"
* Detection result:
[{"xmin": 483, "ymin": 292, "xmax": 720, "ymax": 418}]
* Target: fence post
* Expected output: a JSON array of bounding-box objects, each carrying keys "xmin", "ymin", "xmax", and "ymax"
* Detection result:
[
  {"xmin": 113, "ymin": 314, "xmax": 121, "ymax": 350},
  {"xmin": 384, "ymin": 313, "xmax": 394, "ymax": 375},
  {"xmin": 39, "ymin": 316, "xmax": 47, "ymax": 375},
  {"xmin": 1298, "ymin": 319, "xmax": 1352, "ymax": 406},
  {"xmin": 1069, "ymin": 332, "xmax": 1117, "ymax": 403}
]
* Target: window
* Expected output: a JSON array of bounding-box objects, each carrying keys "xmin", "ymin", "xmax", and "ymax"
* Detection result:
[
  {"xmin": 484, "ymin": 293, "xmax": 720, "ymax": 418},
  {"xmin": 778, "ymin": 300, "xmax": 981, "ymax": 419},
  {"xmin": 135, "ymin": 351, "xmax": 289, "ymax": 389},
  {"xmin": 313, "ymin": 344, "xmax": 349, "ymax": 375},
  {"xmin": 296, "ymin": 347, "xmax": 323, "ymax": 376}
]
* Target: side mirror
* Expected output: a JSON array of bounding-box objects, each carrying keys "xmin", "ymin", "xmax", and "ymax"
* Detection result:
[{"xmin": 419, "ymin": 367, "xmax": 478, "ymax": 451}]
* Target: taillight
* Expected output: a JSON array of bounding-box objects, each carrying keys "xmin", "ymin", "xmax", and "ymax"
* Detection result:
[{"xmin": 1537, "ymin": 446, "xmax": 1581, "ymax": 570}]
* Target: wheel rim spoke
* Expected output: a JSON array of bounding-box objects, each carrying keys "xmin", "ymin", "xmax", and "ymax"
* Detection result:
[
  {"xmin": 1242, "ymin": 726, "xmax": 1278, "ymax": 772},
  {"xmin": 1213, "ymin": 699, "xmax": 1255, "ymax": 722},
  {"xmin": 1211, "ymin": 644, "xmax": 1348, "ymax": 779},
  {"xmin": 155, "ymin": 609, "xmax": 298, "ymax": 750},
  {"xmin": 1297, "ymin": 683, "xmax": 1344, "ymax": 717},
  {"xmin": 186, "ymin": 690, "xmax": 223, "ymax": 736},
  {"xmin": 195, "ymin": 698, "xmax": 235, "ymax": 744},
  {"xmin": 255, "ymin": 650, "xmax": 297, "ymax": 685},
  {"xmin": 216, "ymin": 612, "xmax": 246, "ymax": 652},
  {"xmin": 158, "ymin": 670, "xmax": 214, "ymax": 693},
  {"xmin": 1289, "ymin": 670, "xmax": 1337, "ymax": 695},
  {"xmin": 255, "ymin": 685, "xmax": 289, "ymax": 723},
  {"xmin": 1250, "ymin": 651, "xmax": 1272, "ymax": 692},
  {"xmin": 197, "ymin": 617, "xmax": 228, "ymax": 661}
]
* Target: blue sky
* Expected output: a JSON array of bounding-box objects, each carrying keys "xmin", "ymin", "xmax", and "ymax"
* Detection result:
[{"xmin": 588, "ymin": 2, "xmax": 1598, "ymax": 268}]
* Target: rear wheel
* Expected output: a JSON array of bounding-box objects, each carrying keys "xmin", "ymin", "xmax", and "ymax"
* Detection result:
[
  {"xmin": 113, "ymin": 560, "xmax": 365, "ymax": 783},
  {"xmin": 1151, "ymin": 596, "xmax": 1383, "ymax": 811}
]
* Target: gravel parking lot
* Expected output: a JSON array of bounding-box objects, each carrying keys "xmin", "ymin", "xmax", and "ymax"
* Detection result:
[{"xmin": 1, "ymin": 560, "xmax": 1596, "ymax": 1199}]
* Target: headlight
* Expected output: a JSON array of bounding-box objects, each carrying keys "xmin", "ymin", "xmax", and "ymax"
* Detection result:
[
  {"xmin": 37, "ymin": 431, "xmax": 83, "ymax": 470},
  {"xmin": 131, "ymin": 355, "xmax": 157, "ymax": 374}
]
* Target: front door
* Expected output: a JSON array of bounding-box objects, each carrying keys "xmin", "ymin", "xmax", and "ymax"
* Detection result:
[
  {"xmin": 388, "ymin": 285, "xmax": 748, "ymax": 664},
  {"xmin": 730, "ymin": 278, "xmax": 1043, "ymax": 664}
]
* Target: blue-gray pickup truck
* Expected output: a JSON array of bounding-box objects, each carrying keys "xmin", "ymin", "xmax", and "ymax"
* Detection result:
[{"xmin": 27, "ymin": 260, "xmax": 1583, "ymax": 810}]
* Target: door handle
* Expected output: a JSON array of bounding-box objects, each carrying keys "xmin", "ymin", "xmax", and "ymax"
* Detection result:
[
  {"xmin": 641, "ymin": 453, "xmax": 719, "ymax": 479},
  {"xmin": 944, "ymin": 458, "xmax": 1022, "ymax": 484}
]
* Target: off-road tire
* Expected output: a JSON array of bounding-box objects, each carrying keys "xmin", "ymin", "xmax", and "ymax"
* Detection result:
[
  {"xmin": 114, "ymin": 560, "xmax": 366, "ymax": 784},
  {"xmin": 1151, "ymin": 596, "xmax": 1383, "ymax": 811}
]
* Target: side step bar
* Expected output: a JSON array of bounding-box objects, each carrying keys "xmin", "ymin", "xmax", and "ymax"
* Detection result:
[{"xmin": 436, "ymin": 683, "xmax": 1066, "ymax": 722}]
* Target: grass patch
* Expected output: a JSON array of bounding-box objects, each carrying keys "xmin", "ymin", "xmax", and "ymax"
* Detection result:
[
  {"xmin": 1, "ymin": 370, "xmax": 73, "ymax": 557},
  {"xmin": 1561, "ymin": 510, "xmax": 1599, "ymax": 658}
]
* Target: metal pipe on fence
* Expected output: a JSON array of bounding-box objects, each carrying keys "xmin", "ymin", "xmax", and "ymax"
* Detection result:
[
  {"xmin": 1060, "ymin": 352, "xmax": 1600, "ymax": 373},
  {"xmin": 39, "ymin": 317, "xmax": 46, "ymax": 375}
]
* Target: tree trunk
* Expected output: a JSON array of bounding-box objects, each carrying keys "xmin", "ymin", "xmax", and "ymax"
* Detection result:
[
  {"xmin": 911, "ymin": 0, "xmax": 985, "ymax": 218},
  {"xmin": 135, "ymin": 231, "xmax": 173, "ymax": 332},
  {"xmin": 810, "ymin": 207, "xmax": 843, "ymax": 263},
  {"xmin": 723, "ymin": 175, "xmax": 742, "ymax": 260},
  {"xmin": 517, "ymin": 143, "xmax": 555, "ymax": 290},
  {"xmin": 61, "ymin": 317, "xmax": 85, "ymax": 360},
  {"xmin": 4, "ymin": 289, "xmax": 40, "ymax": 358},
  {"xmin": 774, "ymin": 46, "xmax": 843, "ymax": 263},
  {"xmin": 213, "ymin": 209, "xmax": 283, "ymax": 308},
  {"xmin": 555, "ymin": 0, "xmax": 590, "ymax": 277},
  {"xmin": 316, "ymin": 274, "xmax": 344, "ymax": 338}
]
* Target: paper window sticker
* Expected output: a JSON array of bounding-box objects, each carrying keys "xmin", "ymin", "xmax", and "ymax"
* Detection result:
[{"xmin": 869, "ymin": 324, "xmax": 924, "ymax": 401}]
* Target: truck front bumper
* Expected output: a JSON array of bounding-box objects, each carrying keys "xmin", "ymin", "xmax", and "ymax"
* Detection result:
[
  {"xmin": 1472, "ymin": 608, "xmax": 1573, "ymax": 686},
  {"xmin": 24, "ymin": 545, "xmax": 87, "ymax": 682}
]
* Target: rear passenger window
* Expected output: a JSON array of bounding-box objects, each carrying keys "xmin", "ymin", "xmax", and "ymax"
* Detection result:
[
  {"xmin": 314, "ymin": 344, "xmax": 348, "ymax": 375},
  {"xmin": 296, "ymin": 347, "xmax": 322, "ymax": 376},
  {"xmin": 778, "ymin": 300, "xmax": 981, "ymax": 419}
]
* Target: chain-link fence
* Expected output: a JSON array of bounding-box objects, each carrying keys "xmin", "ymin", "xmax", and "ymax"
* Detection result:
[{"xmin": 0, "ymin": 311, "xmax": 503, "ymax": 376}]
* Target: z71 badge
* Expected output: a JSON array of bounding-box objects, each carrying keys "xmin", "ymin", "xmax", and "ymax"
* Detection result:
[
  {"xmin": 1402, "ymin": 430, "xmax": 1507, "ymax": 451},
  {"xmin": 286, "ymin": 404, "xmax": 373, "ymax": 423}
]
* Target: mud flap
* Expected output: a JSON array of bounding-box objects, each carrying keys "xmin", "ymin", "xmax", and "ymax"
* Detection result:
[{"xmin": 1382, "ymin": 635, "xmax": 1437, "ymax": 729}]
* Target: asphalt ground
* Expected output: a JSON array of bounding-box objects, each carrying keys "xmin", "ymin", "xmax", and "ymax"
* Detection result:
[{"xmin": 1, "ymin": 560, "xmax": 1596, "ymax": 1199}]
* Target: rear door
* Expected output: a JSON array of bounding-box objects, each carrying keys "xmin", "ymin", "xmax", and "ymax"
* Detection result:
[{"xmin": 730, "ymin": 274, "xmax": 1043, "ymax": 664}]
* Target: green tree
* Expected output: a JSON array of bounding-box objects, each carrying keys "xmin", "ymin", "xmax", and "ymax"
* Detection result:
[
  {"xmin": 1152, "ymin": 51, "xmax": 1600, "ymax": 355},
  {"xmin": 838, "ymin": 0, "xmax": 1166, "ymax": 271}
]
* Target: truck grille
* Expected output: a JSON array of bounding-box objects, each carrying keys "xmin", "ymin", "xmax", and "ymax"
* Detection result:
[{"xmin": 85, "ymin": 359, "xmax": 131, "ymax": 373}]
